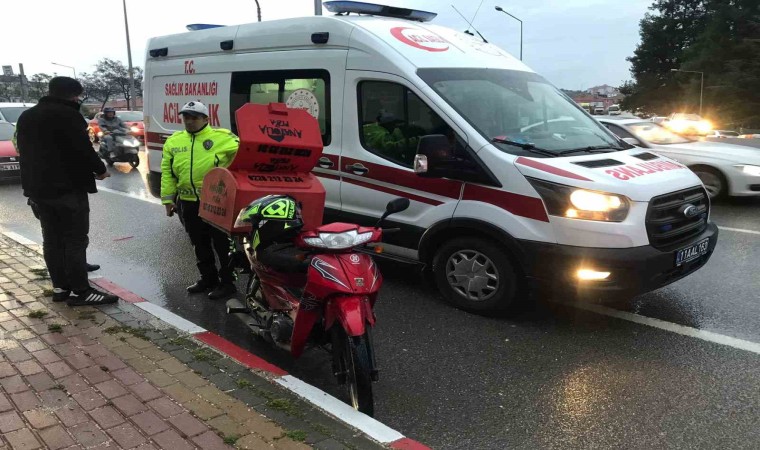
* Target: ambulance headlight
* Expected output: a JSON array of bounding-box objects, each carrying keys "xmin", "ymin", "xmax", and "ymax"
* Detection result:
[{"xmin": 527, "ymin": 178, "xmax": 630, "ymax": 222}]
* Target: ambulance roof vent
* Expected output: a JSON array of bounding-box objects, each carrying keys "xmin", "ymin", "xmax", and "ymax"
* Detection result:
[
  {"xmin": 186, "ymin": 24, "xmax": 226, "ymax": 31},
  {"xmin": 323, "ymin": 1, "xmax": 437, "ymax": 22}
]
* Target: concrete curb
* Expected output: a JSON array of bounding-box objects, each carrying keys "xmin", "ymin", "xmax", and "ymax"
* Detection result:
[{"xmin": 2, "ymin": 230, "xmax": 430, "ymax": 450}]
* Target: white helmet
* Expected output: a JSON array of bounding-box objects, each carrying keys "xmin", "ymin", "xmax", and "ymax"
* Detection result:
[{"xmin": 179, "ymin": 100, "xmax": 209, "ymax": 117}]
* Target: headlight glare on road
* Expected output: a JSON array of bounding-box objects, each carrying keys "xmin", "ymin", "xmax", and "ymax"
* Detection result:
[{"xmin": 736, "ymin": 165, "xmax": 760, "ymax": 177}]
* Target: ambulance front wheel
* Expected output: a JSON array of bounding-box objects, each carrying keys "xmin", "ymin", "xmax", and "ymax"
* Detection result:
[{"xmin": 432, "ymin": 237, "xmax": 519, "ymax": 313}]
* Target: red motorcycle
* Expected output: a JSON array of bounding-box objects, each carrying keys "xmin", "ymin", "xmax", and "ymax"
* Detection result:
[{"xmin": 227, "ymin": 194, "xmax": 409, "ymax": 416}]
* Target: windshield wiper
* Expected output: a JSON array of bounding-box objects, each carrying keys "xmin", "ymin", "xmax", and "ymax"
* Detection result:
[
  {"xmin": 491, "ymin": 138, "xmax": 557, "ymax": 157},
  {"xmin": 556, "ymin": 145, "xmax": 623, "ymax": 156}
]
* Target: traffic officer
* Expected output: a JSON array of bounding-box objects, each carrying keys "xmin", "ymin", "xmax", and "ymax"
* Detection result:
[{"xmin": 161, "ymin": 100, "xmax": 240, "ymax": 300}]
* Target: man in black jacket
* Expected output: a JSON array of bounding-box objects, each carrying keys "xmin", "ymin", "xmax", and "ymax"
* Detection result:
[{"xmin": 15, "ymin": 77, "xmax": 118, "ymax": 306}]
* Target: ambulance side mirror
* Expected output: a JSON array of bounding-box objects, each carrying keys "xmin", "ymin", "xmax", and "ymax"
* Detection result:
[{"xmin": 415, "ymin": 134, "xmax": 451, "ymax": 177}]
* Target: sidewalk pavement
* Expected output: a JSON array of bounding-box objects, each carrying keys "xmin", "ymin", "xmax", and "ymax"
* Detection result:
[{"xmin": 0, "ymin": 234, "xmax": 387, "ymax": 450}]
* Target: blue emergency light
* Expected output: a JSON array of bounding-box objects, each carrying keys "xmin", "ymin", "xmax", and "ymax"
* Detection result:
[
  {"xmin": 186, "ymin": 24, "xmax": 226, "ymax": 31},
  {"xmin": 323, "ymin": 1, "xmax": 437, "ymax": 22}
]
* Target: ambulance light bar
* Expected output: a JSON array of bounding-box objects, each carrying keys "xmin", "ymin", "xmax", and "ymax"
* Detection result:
[
  {"xmin": 323, "ymin": 1, "xmax": 437, "ymax": 22},
  {"xmin": 186, "ymin": 24, "xmax": 226, "ymax": 31}
]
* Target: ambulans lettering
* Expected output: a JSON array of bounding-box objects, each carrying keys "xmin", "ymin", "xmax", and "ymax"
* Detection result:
[
  {"xmin": 390, "ymin": 26, "xmax": 449, "ymax": 52},
  {"xmin": 258, "ymin": 145, "xmax": 312, "ymax": 158},
  {"xmin": 259, "ymin": 119, "xmax": 303, "ymax": 143},
  {"xmin": 605, "ymin": 161, "xmax": 685, "ymax": 181},
  {"xmin": 163, "ymin": 102, "xmax": 221, "ymax": 126}
]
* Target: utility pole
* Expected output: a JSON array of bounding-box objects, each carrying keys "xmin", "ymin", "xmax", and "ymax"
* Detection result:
[
  {"xmin": 254, "ymin": 0, "xmax": 261, "ymax": 21},
  {"xmin": 315, "ymin": 0, "xmax": 321, "ymax": 15},
  {"xmin": 123, "ymin": 0, "xmax": 137, "ymax": 110},
  {"xmin": 495, "ymin": 6, "xmax": 523, "ymax": 61},
  {"xmin": 18, "ymin": 64, "xmax": 28, "ymax": 102}
]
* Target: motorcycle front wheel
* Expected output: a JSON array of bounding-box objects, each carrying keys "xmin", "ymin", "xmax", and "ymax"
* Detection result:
[{"xmin": 332, "ymin": 326, "xmax": 374, "ymax": 416}]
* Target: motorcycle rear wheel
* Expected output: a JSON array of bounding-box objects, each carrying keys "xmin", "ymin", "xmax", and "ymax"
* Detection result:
[{"xmin": 332, "ymin": 326, "xmax": 374, "ymax": 416}]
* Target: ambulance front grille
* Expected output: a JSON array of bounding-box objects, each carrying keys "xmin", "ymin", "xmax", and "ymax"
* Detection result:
[{"xmin": 646, "ymin": 186, "xmax": 709, "ymax": 250}]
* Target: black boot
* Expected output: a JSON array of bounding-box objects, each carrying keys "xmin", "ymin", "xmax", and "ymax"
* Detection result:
[
  {"xmin": 86, "ymin": 263, "xmax": 100, "ymax": 272},
  {"xmin": 208, "ymin": 283, "xmax": 237, "ymax": 300},
  {"xmin": 187, "ymin": 279, "xmax": 218, "ymax": 294}
]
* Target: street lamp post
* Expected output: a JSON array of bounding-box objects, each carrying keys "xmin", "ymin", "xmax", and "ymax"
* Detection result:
[
  {"xmin": 122, "ymin": 0, "xmax": 137, "ymax": 111},
  {"xmin": 495, "ymin": 6, "xmax": 522, "ymax": 61},
  {"xmin": 671, "ymin": 69, "xmax": 704, "ymax": 116},
  {"xmin": 51, "ymin": 62, "xmax": 76, "ymax": 79}
]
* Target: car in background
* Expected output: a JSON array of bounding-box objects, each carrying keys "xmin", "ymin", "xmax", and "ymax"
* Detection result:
[
  {"xmin": 0, "ymin": 102, "xmax": 35, "ymax": 125},
  {"xmin": 598, "ymin": 117, "xmax": 760, "ymax": 199},
  {"xmin": 608, "ymin": 104, "xmax": 621, "ymax": 116},
  {"xmin": 88, "ymin": 110, "xmax": 145, "ymax": 143},
  {"xmin": 707, "ymin": 130, "xmax": 740, "ymax": 138},
  {"xmin": 593, "ymin": 106, "xmax": 605, "ymax": 115},
  {"xmin": 664, "ymin": 113, "xmax": 713, "ymax": 136},
  {"xmin": 0, "ymin": 121, "xmax": 20, "ymax": 180}
]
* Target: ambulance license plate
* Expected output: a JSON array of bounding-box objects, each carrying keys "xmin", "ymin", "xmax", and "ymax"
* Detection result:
[
  {"xmin": 0, "ymin": 163, "xmax": 19, "ymax": 171},
  {"xmin": 675, "ymin": 238, "xmax": 709, "ymax": 267}
]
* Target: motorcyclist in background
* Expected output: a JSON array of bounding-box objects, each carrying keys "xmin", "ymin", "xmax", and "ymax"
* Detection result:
[{"xmin": 97, "ymin": 108, "xmax": 128, "ymax": 157}]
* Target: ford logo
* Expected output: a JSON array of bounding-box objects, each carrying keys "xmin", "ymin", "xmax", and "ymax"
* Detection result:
[{"xmin": 681, "ymin": 204, "xmax": 699, "ymax": 218}]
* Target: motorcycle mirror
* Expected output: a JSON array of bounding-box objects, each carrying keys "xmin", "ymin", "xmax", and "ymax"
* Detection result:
[{"xmin": 375, "ymin": 197, "xmax": 410, "ymax": 228}]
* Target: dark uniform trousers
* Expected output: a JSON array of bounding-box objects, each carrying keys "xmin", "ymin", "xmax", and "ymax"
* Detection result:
[{"xmin": 177, "ymin": 199, "xmax": 234, "ymax": 284}]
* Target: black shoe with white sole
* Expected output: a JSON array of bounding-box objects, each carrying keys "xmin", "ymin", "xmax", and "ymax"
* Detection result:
[
  {"xmin": 67, "ymin": 288, "xmax": 118, "ymax": 306},
  {"xmin": 52, "ymin": 288, "xmax": 71, "ymax": 302},
  {"xmin": 86, "ymin": 263, "xmax": 101, "ymax": 272}
]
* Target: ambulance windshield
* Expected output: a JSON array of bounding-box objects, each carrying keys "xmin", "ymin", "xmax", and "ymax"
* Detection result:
[{"xmin": 417, "ymin": 68, "xmax": 623, "ymax": 156}]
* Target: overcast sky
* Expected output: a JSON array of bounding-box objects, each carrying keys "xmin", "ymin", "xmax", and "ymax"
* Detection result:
[{"xmin": 3, "ymin": 0, "xmax": 652, "ymax": 90}]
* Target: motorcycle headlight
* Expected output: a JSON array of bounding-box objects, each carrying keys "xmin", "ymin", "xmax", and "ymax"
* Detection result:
[
  {"xmin": 736, "ymin": 164, "xmax": 760, "ymax": 177},
  {"xmin": 130, "ymin": 126, "xmax": 140, "ymax": 133},
  {"xmin": 303, "ymin": 230, "xmax": 374, "ymax": 249},
  {"xmin": 97, "ymin": 131, "xmax": 104, "ymax": 137},
  {"xmin": 527, "ymin": 178, "xmax": 630, "ymax": 222}
]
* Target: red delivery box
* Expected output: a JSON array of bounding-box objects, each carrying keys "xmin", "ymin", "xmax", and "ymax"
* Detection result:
[{"xmin": 200, "ymin": 103, "xmax": 326, "ymax": 235}]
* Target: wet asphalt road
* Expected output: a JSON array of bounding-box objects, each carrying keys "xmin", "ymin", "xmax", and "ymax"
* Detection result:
[{"xmin": 1, "ymin": 150, "xmax": 760, "ymax": 449}]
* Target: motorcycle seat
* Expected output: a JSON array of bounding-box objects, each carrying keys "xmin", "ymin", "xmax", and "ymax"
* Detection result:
[{"xmin": 257, "ymin": 243, "xmax": 309, "ymax": 274}]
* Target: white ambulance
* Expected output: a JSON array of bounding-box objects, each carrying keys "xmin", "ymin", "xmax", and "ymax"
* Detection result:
[{"xmin": 143, "ymin": 1, "xmax": 718, "ymax": 312}]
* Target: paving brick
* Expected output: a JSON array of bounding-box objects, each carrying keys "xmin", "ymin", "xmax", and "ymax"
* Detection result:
[
  {"xmin": 5, "ymin": 428, "xmax": 42, "ymax": 449},
  {"xmin": 70, "ymin": 422, "xmax": 110, "ymax": 447},
  {"xmin": 31, "ymin": 348, "xmax": 60, "ymax": 365},
  {"xmin": 0, "ymin": 361, "xmax": 16, "ymax": 378},
  {"xmin": 185, "ymin": 398, "xmax": 224, "ymax": 421},
  {"xmin": 107, "ymin": 423, "xmax": 147, "ymax": 449},
  {"xmin": 111, "ymin": 367, "xmax": 143, "ymax": 386},
  {"xmin": 24, "ymin": 372, "xmax": 55, "ymax": 391},
  {"xmin": 72, "ymin": 388, "xmax": 107, "ymax": 411},
  {"xmin": 162, "ymin": 383, "xmax": 199, "ymax": 404},
  {"xmin": 79, "ymin": 365, "xmax": 112, "ymax": 384},
  {"xmin": 39, "ymin": 425, "xmax": 76, "ymax": 450},
  {"xmin": 242, "ymin": 415, "xmax": 285, "ymax": 441},
  {"xmin": 112, "ymin": 394, "xmax": 148, "ymax": 416},
  {"xmin": 229, "ymin": 388, "xmax": 267, "ymax": 407},
  {"xmin": 12, "ymin": 329, "xmax": 37, "ymax": 341},
  {"xmin": 174, "ymin": 370, "xmax": 208, "ymax": 389},
  {"xmin": 4, "ymin": 347, "xmax": 32, "ymax": 362},
  {"xmin": 41, "ymin": 332, "xmax": 69, "ymax": 345},
  {"xmin": 127, "ymin": 356, "xmax": 158, "ymax": 373},
  {"xmin": 312, "ymin": 438, "xmax": 348, "ymax": 450},
  {"xmin": 1, "ymin": 374, "xmax": 29, "ymax": 393},
  {"xmin": 207, "ymin": 373, "xmax": 239, "ymax": 392},
  {"xmin": 1, "ymin": 318, "xmax": 25, "ymax": 331},
  {"xmin": 59, "ymin": 373, "xmax": 89, "ymax": 394},
  {"xmin": 94, "ymin": 354, "xmax": 127, "ymax": 371},
  {"xmin": 11, "ymin": 390, "xmax": 40, "ymax": 412},
  {"xmin": 147, "ymin": 396, "xmax": 184, "ymax": 419},
  {"xmin": 0, "ymin": 393, "xmax": 13, "ymax": 412},
  {"xmin": 157, "ymin": 357, "xmax": 189, "ymax": 375},
  {"xmin": 95, "ymin": 380, "xmax": 129, "ymax": 399},
  {"xmin": 65, "ymin": 352, "xmax": 95, "ymax": 370},
  {"xmin": 131, "ymin": 410, "xmax": 170, "ymax": 435},
  {"xmin": 152, "ymin": 429, "xmax": 195, "ymax": 450},
  {"xmin": 68, "ymin": 335, "xmax": 95, "ymax": 347},
  {"xmin": 17, "ymin": 359, "xmax": 44, "ymax": 376},
  {"xmin": 170, "ymin": 349, "xmax": 195, "ymax": 364},
  {"xmin": 39, "ymin": 388, "xmax": 72, "ymax": 409},
  {"xmin": 47, "ymin": 360, "xmax": 75, "ymax": 379},
  {"xmin": 197, "ymin": 385, "xmax": 233, "ymax": 407},
  {"xmin": 89, "ymin": 405, "xmax": 125, "ymax": 429},
  {"xmin": 0, "ymin": 410, "xmax": 25, "ymax": 433},
  {"xmin": 144, "ymin": 369, "xmax": 176, "ymax": 388},
  {"xmin": 54, "ymin": 343, "xmax": 78, "ymax": 357},
  {"xmin": 55, "ymin": 405, "xmax": 90, "ymax": 427},
  {"xmin": 192, "ymin": 430, "xmax": 232, "ymax": 450},
  {"xmin": 24, "ymin": 408, "xmax": 59, "ymax": 429},
  {"xmin": 235, "ymin": 433, "xmax": 273, "ymax": 450},
  {"xmin": 208, "ymin": 414, "xmax": 247, "ymax": 438},
  {"xmin": 129, "ymin": 381, "xmax": 163, "ymax": 402},
  {"xmin": 111, "ymin": 344, "xmax": 142, "ymax": 360},
  {"xmin": 274, "ymin": 438, "xmax": 312, "ymax": 450},
  {"xmin": 126, "ymin": 337, "xmax": 153, "ymax": 350},
  {"xmin": 169, "ymin": 411, "xmax": 209, "ymax": 437}
]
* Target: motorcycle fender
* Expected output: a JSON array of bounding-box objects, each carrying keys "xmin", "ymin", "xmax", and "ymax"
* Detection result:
[
  {"xmin": 290, "ymin": 307, "xmax": 319, "ymax": 359},
  {"xmin": 325, "ymin": 296, "xmax": 374, "ymax": 337}
]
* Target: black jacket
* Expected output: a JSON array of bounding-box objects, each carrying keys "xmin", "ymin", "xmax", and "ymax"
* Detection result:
[{"xmin": 16, "ymin": 96, "xmax": 106, "ymax": 198}]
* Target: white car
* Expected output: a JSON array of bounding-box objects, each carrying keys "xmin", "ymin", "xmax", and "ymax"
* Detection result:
[
  {"xmin": 707, "ymin": 130, "xmax": 740, "ymax": 138},
  {"xmin": 0, "ymin": 102, "xmax": 35, "ymax": 125},
  {"xmin": 599, "ymin": 117, "xmax": 760, "ymax": 199}
]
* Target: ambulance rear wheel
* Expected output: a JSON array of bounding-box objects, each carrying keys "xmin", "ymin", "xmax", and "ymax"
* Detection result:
[{"xmin": 432, "ymin": 237, "xmax": 518, "ymax": 313}]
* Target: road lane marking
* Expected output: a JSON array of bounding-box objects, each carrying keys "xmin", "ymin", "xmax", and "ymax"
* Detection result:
[
  {"xmin": 569, "ymin": 302, "xmax": 760, "ymax": 356},
  {"xmin": 718, "ymin": 226, "xmax": 760, "ymax": 236},
  {"xmin": 98, "ymin": 186, "xmax": 162, "ymax": 205}
]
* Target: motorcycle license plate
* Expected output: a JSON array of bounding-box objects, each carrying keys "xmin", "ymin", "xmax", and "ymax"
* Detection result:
[
  {"xmin": 0, "ymin": 163, "xmax": 19, "ymax": 171},
  {"xmin": 674, "ymin": 238, "xmax": 709, "ymax": 267}
]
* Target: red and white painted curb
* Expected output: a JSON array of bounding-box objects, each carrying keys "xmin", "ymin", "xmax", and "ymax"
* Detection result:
[{"xmin": 2, "ymin": 230, "xmax": 430, "ymax": 449}]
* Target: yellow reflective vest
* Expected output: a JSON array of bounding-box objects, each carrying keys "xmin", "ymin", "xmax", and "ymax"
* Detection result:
[{"xmin": 160, "ymin": 125, "xmax": 239, "ymax": 204}]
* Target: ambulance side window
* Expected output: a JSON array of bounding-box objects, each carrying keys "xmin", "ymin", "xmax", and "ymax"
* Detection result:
[
  {"xmin": 359, "ymin": 81, "xmax": 460, "ymax": 168},
  {"xmin": 230, "ymin": 70, "xmax": 330, "ymax": 145}
]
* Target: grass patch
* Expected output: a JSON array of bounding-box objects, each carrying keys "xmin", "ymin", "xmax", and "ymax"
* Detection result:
[
  {"xmin": 284, "ymin": 430, "xmax": 307, "ymax": 442},
  {"xmin": 29, "ymin": 268, "xmax": 50, "ymax": 279},
  {"xmin": 191, "ymin": 349, "xmax": 216, "ymax": 362},
  {"xmin": 41, "ymin": 289, "xmax": 54, "ymax": 297},
  {"xmin": 312, "ymin": 423, "xmax": 331, "ymax": 436},
  {"xmin": 77, "ymin": 311, "xmax": 96, "ymax": 321},
  {"xmin": 222, "ymin": 435, "xmax": 239, "ymax": 445},
  {"xmin": 236, "ymin": 379, "xmax": 253, "ymax": 389},
  {"xmin": 28, "ymin": 310, "xmax": 49, "ymax": 319},
  {"xmin": 266, "ymin": 398, "xmax": 301, "ymax": 417},
  {"xmin": 3, "ymin": 290, "xmax": 15, "ymax": 296},
  {"xmin": 104, "ymin": 325, "xmax": 150, "ymax": 340},
  {"xmin": 168, "ymin": 336, "xmax": 193, "ymax": 347},
  {"xmin": 47, "ymin": 323, "xmax": 63, "ymax": 333}
]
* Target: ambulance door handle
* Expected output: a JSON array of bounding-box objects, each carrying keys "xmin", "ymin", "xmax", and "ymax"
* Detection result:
[
  {"xmin": 345, "ymin": 163, "xmax": 369, "ymax": 176},
  {"xmin": 317, "ymin": 157, "xmax": 334, "ymax": 169}
]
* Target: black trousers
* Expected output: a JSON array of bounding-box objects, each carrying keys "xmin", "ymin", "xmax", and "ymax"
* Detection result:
[
  {"xmin": 28, "ymin": 192, "xmax": 90, "ymax": 292},
  {"xmin": 177, "ymin": 200, "xmax": 234, "ymax": 284}
]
